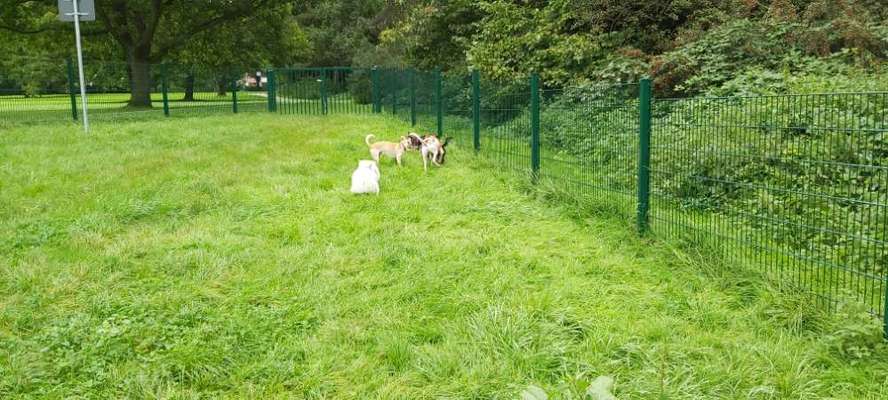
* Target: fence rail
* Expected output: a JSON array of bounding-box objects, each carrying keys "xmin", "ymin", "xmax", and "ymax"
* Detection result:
[{"xmin": 3, "ymin": 61, "xmax": 886, "ymax": 336}]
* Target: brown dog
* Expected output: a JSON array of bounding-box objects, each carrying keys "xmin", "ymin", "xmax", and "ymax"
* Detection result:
[
  {"xmin": 436, "ymin": 136, "xmax": 452, "ymax": 164},
  {"xmin": 404, "ymin": 132, "xmax": 423, "ymax": 151}
]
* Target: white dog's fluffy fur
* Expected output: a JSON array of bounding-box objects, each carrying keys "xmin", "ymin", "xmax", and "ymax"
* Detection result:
[{"xmin": 350, "ymin": 160, "xmax": 380, "ymax": 194}]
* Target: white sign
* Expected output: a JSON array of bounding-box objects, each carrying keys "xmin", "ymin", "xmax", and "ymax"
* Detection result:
[{"xmin": 58, "ymin": 0, "xmax": 96, "ymax": 22}]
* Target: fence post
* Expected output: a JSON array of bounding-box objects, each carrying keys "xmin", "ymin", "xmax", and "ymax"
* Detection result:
[
  {"xmin": 320, "ymin": 68, "xmax": 328, "ymax": 115},
  {"xmin": 66, "ymin": 58, "xmax": 78, "ymax": 121},
  {"xmin": 161, "ymin": 64, "xmax": 170, "ymax": 117},
  {"xmin": 436, "ymin": 69, "xmax": 443, "ymax": 137},
  {"xmin": 530, "ymin": 73, "xmax": 541, "ymax": 183},
  {"xmin": 371, "ymin": 66, "xmax": 381, "ymax": 113},
  {"xmin": 637, "ymin": 78, "xmax": 653, "ymax": 235},
  {"xmin": 472, "ymin": 69, "xmax": 480, "ymax": 152},
  {"xmin": 409, "ymin": 69, "xmax": 417, "ymax": 126},
  {"xmin": 884, "ymin": 287, "xmax": 887, "ymax": 339},
  {"xmin": 232, "ymin": 79, "xmax": 239, "ymax": 114},
  {"xmin": 391, "ymin": 70, "xmax": 398, "ymax": 115},
  {"xmin": 266, "ymin": 69, "xmax": 277, "ymax": 113}
]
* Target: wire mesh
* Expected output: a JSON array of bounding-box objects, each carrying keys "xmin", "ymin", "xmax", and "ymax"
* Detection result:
[
  {"xmin": 538, "ymin": 84, "xmax": 639, "ymax": 217},
  {"xmin": 0, "ymin": 60, "xmax": 72, "ymax": 125},
  {"xmin": 441, "ymin": 71, "xmax": 473, "ymax": 146},
  {"xmin": 275, "ymin": 68, "xmax": 373, "ymax": 116},
  {"xmin": 649, "ymin": 92, "xmax": 888, "ymax": 318},
  {"xmin": 478, "ymin": 73, "xmax": 532, "ymax": 174}
]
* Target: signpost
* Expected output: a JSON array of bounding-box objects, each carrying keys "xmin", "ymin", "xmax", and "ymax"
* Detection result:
[{"xmin": 58, "ymin": 0, "xmax": 94, "ymax": 132}]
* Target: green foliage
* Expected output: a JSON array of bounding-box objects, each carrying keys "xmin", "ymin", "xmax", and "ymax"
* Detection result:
[
  {"xmin": 294, "ymin": 0, "xmax": 385, "ymax": 66},
  {"xmin": 347, "ymin": 70, "xmax": 373, "ymax": 104},
  {"xmin": 175, "ymin": 6, "xmax": 309, "ymax": 71},
  {"xmin": 379, "ymin": 0, "xmax": 483, "ymax": 71},
  {"xmin": 466, "ymin": 1, "xmax": 604, "ymax": 86},
  {"xmin": 653, "ymin": 0, "xmax": 887, "ymax": 96}
]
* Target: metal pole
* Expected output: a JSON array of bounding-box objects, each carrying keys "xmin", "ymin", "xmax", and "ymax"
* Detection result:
[
  {"xmin": 66, "ymin": 58, "xmax": 78, "ymax": 121},
  {"xmin": 266, "ymin": 69, "xmax": 276, "ymax": 113},
  {"xmin": 70, "ymin": 0, "xmax": 89, "ymax": 132},
  {"xmin": 409, "ymin": 69, "xmax": 417, "ymax": 126},
  {"xmin": 320, "ymin": 68, "xmax": 328, "ymax": 115},
  {"xmin": 471, "ymin": 69, "xmax": 480, "ymax": 152},
  {"xmin": 637, "ymin": 78, "xmax": 653, "ymax": 234},
  {"xmin": 371, "ymin": 67, "xmax": 380, "ymax": 113},
  {"xmin": 391, "ymin": 70, "xmax": 397, "ymax": 116},
  {"xmin": 436, "ymin": 69, "xmax": 443, "ymax": 137},
  {"xmin": 161, "ymin": 64, "xmax": 170, "ymax": 117},
  {"xmin": 530, "ymin": 73, "xmax": 540, "ymax": 183},
  {"xmin": 232, "ymin": 79, "xmax": 238, "ymax": 114}
]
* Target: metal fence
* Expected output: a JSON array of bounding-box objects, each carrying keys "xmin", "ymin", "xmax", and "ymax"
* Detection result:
[
  {"xmin": 0, "ymin": 60, "xmax": 270, "ymax": 125},
  {"xmin": 457, "ymin": 75, "xmax": 887, "ymax": 336},
  {"xmin": 2, "ymin": 61, "xmax": 886, "ymax": 336}
]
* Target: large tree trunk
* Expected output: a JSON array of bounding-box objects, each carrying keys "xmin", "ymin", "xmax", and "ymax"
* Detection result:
[
  {"xmin": 127, "ymin": 46, "xmax": 153, "ymax": 108},
  {"xmin": 215, "ymin": 77, "xmax": 228, "ymax": 97},
  {"xmin": 184, "ymin": 73, "xmax": 195, "ymax": 101}
]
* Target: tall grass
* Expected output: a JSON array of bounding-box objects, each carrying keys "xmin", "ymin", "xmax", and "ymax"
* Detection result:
[{"xmin": 1, "ymin": 114, "xmax": 886, "ymax": 398}]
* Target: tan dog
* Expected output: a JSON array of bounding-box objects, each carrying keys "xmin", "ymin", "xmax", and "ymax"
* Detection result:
[{"xmin": 365, "ymin": 134, "xmax": 409, "ymax": 166}]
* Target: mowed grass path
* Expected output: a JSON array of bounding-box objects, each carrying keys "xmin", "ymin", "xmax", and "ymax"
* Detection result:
[{"xmin": 1, "ymin": 115, "xmax": 886, "ymax": 399}]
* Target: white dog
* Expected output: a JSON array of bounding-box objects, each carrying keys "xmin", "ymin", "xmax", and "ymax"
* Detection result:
[
  {"xmin": 420, "ymin": 135, "xmax": 443, "ymax": 172},
  {"xmin": 350, "ymin": 160, "xmax": 380, "ymax": 194}
]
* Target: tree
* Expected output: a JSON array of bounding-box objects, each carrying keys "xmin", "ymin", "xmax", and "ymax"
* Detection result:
[
  {"xmin": 1, "ymin": 0, "xmax": 289, "ymax": 107},
  {"xmin": 171, "ymin": 4, "xmax": 309, "ymax": 100},
  {"xmin": 378, "ymin": 0, "xmax": 482, "ymax": 71},
  {"xmin": 292, "ymin": 0, "xmax": 384, "ymax": 66}
]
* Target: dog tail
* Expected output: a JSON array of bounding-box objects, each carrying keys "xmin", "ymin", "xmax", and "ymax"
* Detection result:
[
  {"xmin": 442, "ymin": 136, "xmax": 452, "ymax": 147},
  {"xmin": 365, "ymin": 134, "xmax": 375, "ymax": 146}
]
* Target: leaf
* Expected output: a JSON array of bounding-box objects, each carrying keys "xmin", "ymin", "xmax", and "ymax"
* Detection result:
[
  {"xmin": 520, "ymin": 385, "xmax": 548, "ymax": 400},
  {"xmin": 586, "ymin": 376, "xmax": 617, "ymax": 400}
]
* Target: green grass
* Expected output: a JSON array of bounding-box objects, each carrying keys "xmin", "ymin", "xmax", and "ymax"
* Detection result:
[
  {"xmin": 1, "ymin": 114, "xmax": 887, "ymax": 399},
  {"xmin": 0, "ymin": 92, "xmax": 371, "ymax": 124},
  {"xmin": 0, "ymin": 92, "xmax": 268, "ymax": 124}
]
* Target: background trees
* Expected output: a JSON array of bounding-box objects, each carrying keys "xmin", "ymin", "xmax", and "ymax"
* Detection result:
[
  {"xmin": 2, "ymin": 0, "xmax": 296, "ymax": 106},
  {"xmin": 1, "ymin": 0, "xmax": 885, "ymax": 100}
]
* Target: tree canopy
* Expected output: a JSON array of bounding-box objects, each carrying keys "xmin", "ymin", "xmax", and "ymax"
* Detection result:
[{"xmin": 1, "ymin": 0, "xmax": 885, "ymax": 99}]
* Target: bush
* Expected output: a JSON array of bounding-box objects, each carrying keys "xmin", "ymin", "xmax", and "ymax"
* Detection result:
[{"xmin": 347, "ymin": 70, "xmax": 373, "ymax": 104}]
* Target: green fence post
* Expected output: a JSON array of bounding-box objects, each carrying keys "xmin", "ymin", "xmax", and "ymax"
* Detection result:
[
  {"xmin": 391, "ymin": 70, "xmax": 398, "ymax": 116},
  {"xmin": 883, "ymin": 287, "xmax": 887, "ymax": 339},
  {"xmin": 436, "ymin": 68, "xmax": 443, "ymax": 137},
  {"xmin": 371, "ymin": 67, "xmax": 381, "ymax": 113},
  {"xmin": 409, "ymin": 69, "xmax": 417, "ymax": 126},
  {"xmin": 637, "ymin": 78, "xmax": 653, "ymax": 235},
  {"xmin": 232, "ymin": 79, "xmax": 239, "ymax": 114},
  {"xmin": 472, "ymin": 69, "xmax": 480, "ymax": 152},
  {"xmin": 66, "ymin": 58, "xmax": 78, "ymax": 121},
  {"xmin": 320, "ymin": 68, "xmax": 328, "ymax": 115},
  {"xmin": 266, "ymin": 69, "xmax": 277, "ymax": 113},
  {"xmin": 161, "ymin": 64, "xmax": 170, "ymax": 117},
  {"xmin": 530, "ymin": 73, "xmax": 541, "ymax": 183}
]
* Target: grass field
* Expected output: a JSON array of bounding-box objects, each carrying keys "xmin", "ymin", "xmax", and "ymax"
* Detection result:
[
  {"xmin": 0, "ymin": 92, "xmax": 268, "ymax": 124},
  {"xmin": 0, "ymin": 92, "xmax": 371, "ymax": 125},
  {"xmin": 1, "ymin": 114, "xmax": 887, "ymax": 399}
]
